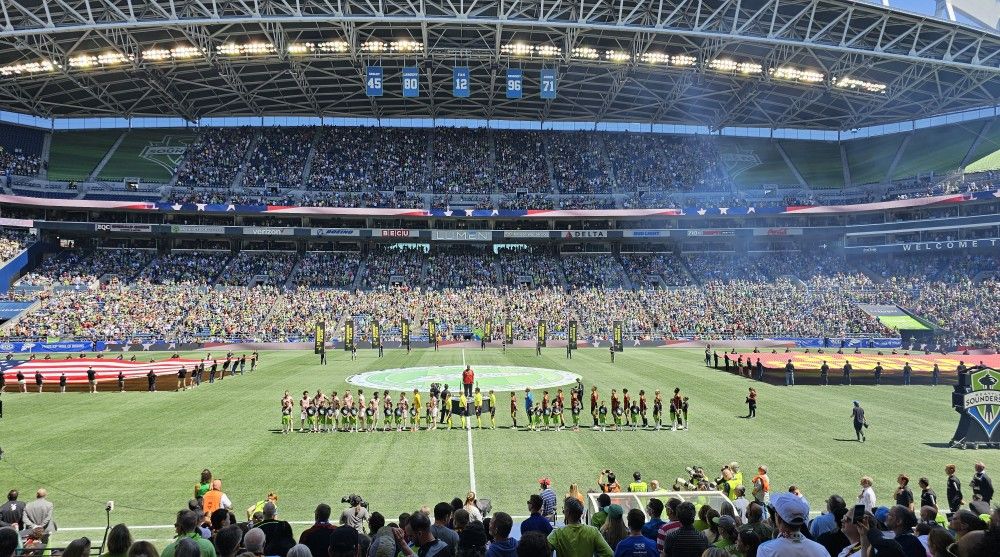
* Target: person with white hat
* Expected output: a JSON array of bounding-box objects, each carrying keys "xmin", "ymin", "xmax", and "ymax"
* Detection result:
[{"xmin": 756, "ymin": 493, "xmax": 827, "ymax": 557}]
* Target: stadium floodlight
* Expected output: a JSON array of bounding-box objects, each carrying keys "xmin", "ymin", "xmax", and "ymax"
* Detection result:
[
  {"xmin": 501, "ymin": 43, "xmax": 534, "ymax": 56},
  {"xmin": 671, "ymin": 54, "xmax": 697, "ymax": 67},
  {"xmin": 362, "ymin": 41, "xmax": 387, "ymax": 53},
  {"xmin": 218, "ymin": 42, "xmax": 275, "ymax": 56},
  {"xmin": 708, "ymin": 58, "xmax": 738, "ymax": 72},
  {"xmin": 391, "ymin": 40, "xmax": 422, "ymax": 52},
  {"xmin": 572, "ymin": 47, "xmax": 600, "ymax": 60},
  {"xmin": 640, "ymin": 52, "xmax": 670, "ymax": 64},
  {"xmin": 771, "ymin": 67, "xmax": 825, "ymax": 83},
  {"xmin": 737, "ymin": 62, "xmax": 763, "ymax": 75},
  {"xmin": 288, "ymin": 43, "xmax": 313, "ymax": 54},
  {"xmin": 605, "ymin": 50, "xmax": 631, "ymax": 63},
  {"xmin": 0, "ymin": 59, "xmax": 57, "ymax": 76},
  {"xmin": 316, "ymin": 41, "xmax": 350, "ymax": 53},
  {"xmin": 536, "ymin": 45, "xmax": 561, "ymax": 57},
  {"xmin": 834, "ymin": 76, "xmax": 887, "ymax": 94},
  {"xmin": 142, "ymin": 46, "xmax": 202, "ymax": 61}
]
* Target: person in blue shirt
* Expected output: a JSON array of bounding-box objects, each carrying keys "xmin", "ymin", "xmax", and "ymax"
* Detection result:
[
  {"xmin": 520, "ymin": 494, "xmax": 553, "ymax": 537},
  {"xmin": 615, "ymin": 509, "xmax": 659, "ymax": 557},
  {"xmin": 525, "ymin": 388, "xmax": 534, "ymax": 418},
  {"xmin": 640, "ymin": 499, "xmax": 666, "ymax": 540}
]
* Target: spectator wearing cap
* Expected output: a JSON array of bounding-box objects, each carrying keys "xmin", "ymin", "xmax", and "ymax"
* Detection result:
[
  {"xmin": 639, "ymin": 499, "xmax": 664, "ymax": 540},
  {"xmin": 809, "ymin": 495, "xmax": 847, "ymax": 539},
  {"xmin": 299, "ymin": 504, "xmax": 337, "ymax": 557},
  {"xmin": 865, "ymin": 505, "xmax": 923, "ymax": 557},
  {"xmin": 613, "ymin": 509, "xmax": 657, "ymax": 557},
  {"xmin": 590, "ymin": 494, "xmax": 612, "ymax": 530},
  {"xmin": 162, "ymin": 510, "xmax": 218, "ymax": 557},
  {"xmin": 486, "ymin": 512, "xmax": 516, "ymax": 557},
  {"xmin": 539, "ymin": 479, "xmax": 557, "ymax": 522},
  {"xmin": 711, "ymin": 516, "xmax": 738, "ymax": 555},
  {"xmin": 394, "ymin": 511, "xmax": 449, "ymax": 557},
  {"xmin": 660, "ymin": 502, "xmax": 708, "ymax": 557},
  {"xmin": 547, "ymin": 497, "xmax": 613, "ymax": 557},
  {"xmin": 521, "ymin": 495, "xmax": 552, "ymax": 537},
  {"xmin": 599, "ymin": 505, "xmax": 627, "ymax": 550},
  {"xmin": 431, "ymin": 502, "xmax": 460, "ymax": 556},
  {"xmin": 258, "ymin": 502, "xmax": 295, "ymax": 557},
  {"xmin": 756, "ymin": 493, "xmax": 826, "ymax": 557}
]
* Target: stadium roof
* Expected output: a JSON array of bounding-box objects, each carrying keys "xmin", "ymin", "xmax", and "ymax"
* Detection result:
[{"xmin": 0, "ymin": 0, "xmax": 998, "ymax": 130}]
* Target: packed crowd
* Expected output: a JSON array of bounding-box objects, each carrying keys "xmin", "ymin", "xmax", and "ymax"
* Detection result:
[
  {"xmin": 175, "ymin": 128, "xmax": 255, "ymax": 188},
  {"xmin": 0, "ymin": 145, "xmax": 41, "ymax": 176},
  {"xmin": 308, "ymin": 128, "xmax": 429, "ymax": 192},
  {"xmin": 607, "ymin": 135, "xmax": 732, "ymax": 193},
  {"xmin": 433, "ymin": 128, "xmax": 494, "ymax": 195},
  {"xmin": 548, "ymin": 132, "xmax": 615, "ymax": 194},
  {"xmin": 0, "ymin": 229, "xmax": 28, "ymax": 263},
  {"xmin": 2, "ymin": 462, "xmax": 997, "ymax": 557},
  {"xmin": 5, "ymin": 249, "xmax": 1000, "ymax": 347},
  {"xmin": 243, "ymin": 128, "xmax": 314, "ymax": 189}
]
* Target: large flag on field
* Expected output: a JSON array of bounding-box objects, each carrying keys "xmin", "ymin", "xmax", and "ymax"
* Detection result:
[{"xmin": 0, "ymin": 357, "xmax": 203, "ymax": 384}]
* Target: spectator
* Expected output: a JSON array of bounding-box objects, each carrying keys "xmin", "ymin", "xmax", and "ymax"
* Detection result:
[
  {"xmin": 756, "ymin": 493, "xmax": 826, "ymax": 557},
  {"xmin": 458, "ymin": 520, "xmax": 487, "ymax": 557},
  {"xmin": 927, "ymin": 529, "xmax": 954, "ymax": 557},
  {"xmin": 203, "ymin": 481, "xmax": 232, "ymax": 517},
  {"xmin": 22, "ymin": 489, "xmax": 55, "ymax": 535},
  {"xmin": 63, "ymin": 538, "xmax": 92, "ymax": 557},
  {"xmin": 0, "ymin": 528, "xmax": 17, "ymax": 557},
  {"xmin": 0, "ymin": 491, "xmax": 25, "ymax": 531},
  {"xmin": 736, "ymin": 530, "xmax": 762, "ymax": 557},
  {"xmin": 515, "ymin": 532, "xmax": 550, "ymax": 557},
  {"xmin": 640, "ymin": 499, "xmax": 665, "ymax": 540},
  {"xmin": 547, "ymin": 498, "xmax": 613, "ymax": 557},
  {"xmin": 661, "ymin": 502, "xmax": 709, "ymax": 557},
  {"xmin": 712, "ymin": 516, "xmax": 738, "ymax": 555},
  {"xmin": 865, "ymin": 505, "xmax": 923, "ymax": 557},
  {"xmin": 243, "ymin": 528, "xmax": 266, "ymax": 557},
  {"xmin": 396, "ymin": 511, "xmax": 449, "ymax": 557},
  {"xmin": 948, "ymin": 511, "xmax": 987, "ymax": 540},
  {"xmin": 486, "ymin": 512, "xmax": 516, "ymax": 557},
  {"xmin": 463, "ymin": 493, "xmax": 484, "ymax": 524},
  {"xmin": 176, "ymin": 538, "xmax": 202, "ymax": 557},
  {"xmin": 521, "ymin": 495, "xmax": 552, "ymax": 537},
  {"xmin": 258, "ymin": 502, "xmax": 296, "ymax": 557},
  {"xmin": 809, "ymin": 496, "xmax": 848, "ymax": 539},
  {"xmin": 600, "ymin": 505, "xmax": 627, "ymax": 550},
  {"xmin": 128, "ymin": 541, "xmax": 160, "ymax": 557},
  {"xmin": 102, "ymin": 524, "xmax": 134, "ymax": 557},
  {"xmin": 539, "ymin": 479, "xmax": 557, "ymax": 522},
  {"xmin": 432, "ymin": 502, "xmax": 460, "ymax": 556},
  {"xmin": 300, "ymin": 504, "xmax": 337, "ymax": 557},
  {"xmin": 815, "ymin": 504, "xmax": 850, "ymax": 557},
  {"xmin": 656, "ymin": 498, "xmax": 684, "ymax": 553},
  {"xmin": 162, "ymin": 510, "xmax": 218, "ymax": 557},
  {"xmin": 287, "ymin": 546, "xmax": 313, "ymax": 557},
  {"xmin": 614, "ymin": 509, "xmax": 658, "ymax": 557},
  {"xmin": 215, "ymin": 525, "xmax": 244, "ymax": 557},
  {"xmin": 591, "ymin": 494, "xmax": 612, "ymax": 529},
  {"xmin": 341, "ymin": 499, "xmax": 371, "ymax": 533}
]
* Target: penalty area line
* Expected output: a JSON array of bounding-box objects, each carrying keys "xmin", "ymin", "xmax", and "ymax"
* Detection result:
[{"xmin": 463, "ymin": 349, "xmax": 477, "ymax": 494}]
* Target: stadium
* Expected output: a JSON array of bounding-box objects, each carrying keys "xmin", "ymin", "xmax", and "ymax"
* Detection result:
[{"xmin": 0, "ymin": 0, "xmax": 999, "ymax": 556}]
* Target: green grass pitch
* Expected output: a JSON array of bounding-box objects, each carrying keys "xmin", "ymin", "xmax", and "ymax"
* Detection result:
[{"xmin": 0, "ymin": 347, "xmax": 971, "ymax": 547}]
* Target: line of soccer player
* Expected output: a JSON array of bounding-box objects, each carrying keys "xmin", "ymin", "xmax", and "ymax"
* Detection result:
[{"xmin": 278, "ymin": 384, "xmax": 690, "ymax": 433}]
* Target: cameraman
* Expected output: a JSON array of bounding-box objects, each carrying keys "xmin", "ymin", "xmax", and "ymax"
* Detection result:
[{"xmin": 341, "ymin": 496, "xmax": 370, "ymax": 533}]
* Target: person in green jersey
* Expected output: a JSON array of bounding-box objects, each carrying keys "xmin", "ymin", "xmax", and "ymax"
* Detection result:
[
  {"xmin": 443, "ymin": 391, "xmax": 454, "ymax": 429},
  {"xmin": 533, "ymin": 406, "xmax": 543, "ymax": 431},
  {"xmin": 459, "ymin": 392, "xmax": 468, "ymax": 428},
  {"xmin": 598, "ymin": 402, "xmax": 608, "ymax": 431},
  {"xmin": 474, "ymin": 388, "xmax": 484, "ymax": 429}
]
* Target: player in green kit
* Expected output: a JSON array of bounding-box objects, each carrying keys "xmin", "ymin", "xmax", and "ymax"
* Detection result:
[
  {"xmin": 533, "ymin": 406, "xmax": 543, "ymax": 431},
  {"xmin": 488, "ymin": 390, "xmax": 497, "ymax": 429},
  {"xmin": 653, "ymin": 390, "xmax": 663, "ymax": 430},
  {"xmin": 473, "ymin": 388, "xmax": 484, "ymax": 429},
  {"xmin": 366, "ymin": 401, "xmax": 376, "ymax": 432},
  {"xmin": 307, "ymin": 405, "xmax": 318, "ymax": 433},
  {"xmin": 394, "ymin": 397, "xmax": 405, "ymax": 431},
  {"xmin": 408, "ymin": 406, "xmax": 418, "ymax": 431},
  {"xmin": 629, "ymin": 401, "xmax": 641, "ymax": 431},
  {"xmin": 281, "ymin": 395, "xmax": 293, "ymax": 434},
  {"xmin": 598, "ymin": 401, "xmax": 608, "ymax": 431}
]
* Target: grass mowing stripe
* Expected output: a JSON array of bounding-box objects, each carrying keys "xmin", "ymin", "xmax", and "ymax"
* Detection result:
[{"xmin": 464, "ymin": 349, "xmax": 477, "ymax": 493}]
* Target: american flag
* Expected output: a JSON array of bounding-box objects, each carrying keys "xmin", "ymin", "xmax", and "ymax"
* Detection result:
[{"xmin": 1, "ymin": 357, "xmax": 204, "ymax": 384}]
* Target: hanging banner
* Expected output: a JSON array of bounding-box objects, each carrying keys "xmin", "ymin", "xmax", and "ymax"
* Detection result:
[
  {"xmin": 504, "ymin": 319, "xmax": 514, "ymax": 345},
  {"xmin": 540, "ymin": 68, "xmax": 557, "ymax": 99},
  {"xmin": 314, "ymin": 321, "xmax": 325, "ymax": 354},
  {"xmin": 453, "ymin": 67, "xmax": 471, "ymax": 97},
  {"xmin": 506, "ymin": 69, "xmax": 523, "ymax": 99},
  {"xmin": 402, "ymin": 66, "xmax": 420, "ymax": 98},
  {"xmin": 371, "ymin": 321, "xmax": 381, "ymax": 349},
  {"xmin": 537, "ymin": 320, "xmax": 547, "ymax": 347},
  {"xmin": 568, "ymin": 320, "xmax": 578, "ymax": 350},
  {"xmin": 365, "ymin": 66, "xmax": 383, "ymax": 97},
  {"xmin": 428, "ymin": 319, "xmax": 437, "ymax": 341},
  {"xmin": 613, "ymin": 321, "xmax": 623, "ymax": 352},
  {"xmin": 484, "ymin": 321, "xmax": 493, "ymax": 342},
  {"xmin": 401, "ymin": 319, "xmax": 411, "ymax": 345},
  {"xmin": 344, "ymin": 319, "xmax": 355, "ymax": 351}
]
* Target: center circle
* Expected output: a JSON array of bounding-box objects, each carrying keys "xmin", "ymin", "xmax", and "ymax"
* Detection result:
[{"xmin": 346, "ymin": 365, "xmax": 581, "ymax": 392}]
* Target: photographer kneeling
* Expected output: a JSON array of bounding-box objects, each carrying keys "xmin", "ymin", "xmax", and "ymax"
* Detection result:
[{"xmin": 341, "ymin": 495, "xmax": 370, "ymax": 533}]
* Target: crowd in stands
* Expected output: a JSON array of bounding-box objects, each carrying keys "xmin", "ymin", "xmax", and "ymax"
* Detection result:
[
  {"xmin": 607, "ymin": 135, "xmax": 732, "ymax": 193},
  {"xmin": 176, "ymin": 128, "xmax": 254, "ymax": 188},
  {"xmin": 548, "ymin": 132, "xmax": 614, "ymax": 194},
  {"xmin": 3, "ymin": 461, "xmax": 997, "ymax": 557},
  {"xmin": 0, "ymin": 145, "xmax": 40, "ymax": 176},
  {"xmin": 493, "ymin": 131, "xmax": 550, "ymax": 193},
  {"xmin": 308, "ymin": 128, "xmax": 429, "ymax": 192},
  {"xmin": 433, "ymin": 129, "xmax": 493, "ymax": 195},
  {"xmin": 0, "ymin": 229, "xmax": 28, "ymax": 263},
  {"xmin": 5, "ymin": 249, "xmax": 1000, "ymax": 348},
  {"xmin": 243, "ymin": 128, "xmax": 313, "ymax": 189}
]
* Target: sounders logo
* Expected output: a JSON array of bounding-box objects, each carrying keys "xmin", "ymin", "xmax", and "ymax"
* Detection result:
[
  {"xmin": 964, "ymin": 368, "xmax": 1000, "ymax": 437},
  {"xmin": 719, "ymin": 147, "xmax": 760, "ymax": 178},
  {"xmin": 139, "ymin": 135, "xmax": 193, "ymax": 173}
]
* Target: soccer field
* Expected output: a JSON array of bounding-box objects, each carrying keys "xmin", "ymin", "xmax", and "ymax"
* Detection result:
[{"xmin": 0, "ymin": 347, "xmax": 970, "ymax": 546}]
